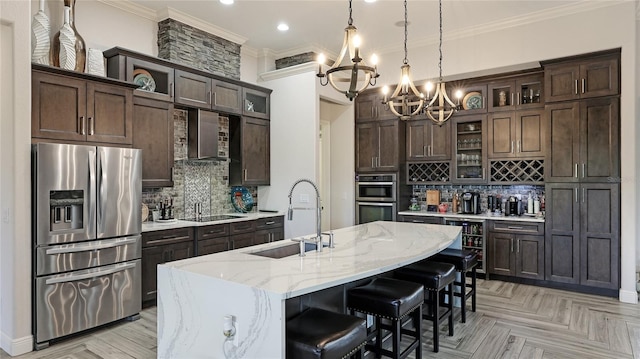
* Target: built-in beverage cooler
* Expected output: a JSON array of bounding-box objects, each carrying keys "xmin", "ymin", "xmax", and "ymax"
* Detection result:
[{"xmin": 444, "ymin": 218, "xmax": 486, "ymax": 276}]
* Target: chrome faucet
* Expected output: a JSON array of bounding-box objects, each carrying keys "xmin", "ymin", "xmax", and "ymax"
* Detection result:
[{"xmin": 287, "ymin": 178, "xmax": 334, "ymax": 256}]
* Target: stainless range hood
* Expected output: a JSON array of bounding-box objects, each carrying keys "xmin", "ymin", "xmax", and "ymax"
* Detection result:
[{"xmin": 188, "ymin": 109, "xmax": 220, "ymax": 159}]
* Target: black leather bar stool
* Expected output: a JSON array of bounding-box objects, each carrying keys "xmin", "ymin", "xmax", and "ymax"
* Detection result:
[
  {"xmin": 431, "ymin": 248, "xmax": 478, "ymax": 323},
  {"xmin": 394, "ymin": 261, "xmax": 456, "ymax": 353},
  {"xmin": 347, "ymin": 277, "xmax": 424, "ymax": 359},
  {"xmin": 286, "ymin": 308, "xmax": 367, "ymax": 359}
]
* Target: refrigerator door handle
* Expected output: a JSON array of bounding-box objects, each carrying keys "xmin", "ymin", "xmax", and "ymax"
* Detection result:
[
  {"xmin": 44, "ymin": 262, "xmax": 137, "ymax": 285},
  {"xmin": 45, "ymin": 236, "xmax": 139, "ymax": 255},
  {"xmin": 88, "ymin": 149, "xmax": 97, "ymax": 237},
  {"xmin": 98, "ymin": 148, "xmax": 107, "ymax": 233}
]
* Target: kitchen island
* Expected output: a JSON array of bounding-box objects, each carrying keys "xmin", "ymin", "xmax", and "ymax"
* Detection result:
[{"xmin": 156, "ymin": 221, "xmax": 461, "ymax": 358}]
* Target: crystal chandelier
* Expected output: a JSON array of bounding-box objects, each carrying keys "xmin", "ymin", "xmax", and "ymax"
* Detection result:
[
  {"xmin": 381, "ymin": 0, "xmax": 424, "ymax": 120},
  {"xmin": 424, "ymin": 0, "xmax": 459, "ymax": 125},
  {"xmin": 316, "ymin": 0, "xmax": 379, "ymax": 101}
]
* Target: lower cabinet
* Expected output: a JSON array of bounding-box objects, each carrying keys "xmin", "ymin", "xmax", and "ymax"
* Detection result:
[
  {"xmin": 196, "ymin": 223, "xmax": 230, "ymax": 256},
  {"xmin": 488, "ymin": 221, "xmax": 545, "ymax": 280},
  {"xmin": 229, "ymin": 219, "xmax": 257, "ymax": 249},
  {"xmin": 545, "ymin": 183, "xmax": 620, "ymax": 289},
  {"xmin": 254, "ymin": 216, "xmax": 285, "ymax": 244},
  {"xmin": 141, "ymin": 227, "xmax": 194, "ymax": 304}
]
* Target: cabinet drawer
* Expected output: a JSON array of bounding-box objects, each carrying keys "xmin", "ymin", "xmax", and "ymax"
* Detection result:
[
  {"xmin": 197, "ymin": 237, "xmax": 230, "ymax": 256},
  {"xmin": 142, "ymin": 228, "xmax": 193, "ymax": 248},
  {"xmin": 255, "ymin": 216, "xmax": 284, "ymax": 230},
  {"xmin": 398, "ymin": 215, "xmax": 442, "ymax": 224},
  {"xmin": 490, "ymin": 221, "xmax": 544, "ymax": 235},
  {"xmin": 196, "ymin": 223, "xmax": 230, "ymax": 240},
  {"xmin": 230, "ymin": 232, "xmax": 254, "ymax": 249},
  {"xmin": 230, "ymin": 220, "xmax": 256, "ymax": 235}
]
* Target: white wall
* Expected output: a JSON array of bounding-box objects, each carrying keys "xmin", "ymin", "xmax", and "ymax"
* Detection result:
[{"xmin": 1, "ymin": 0, "xmax": 34, "ymax": 355}]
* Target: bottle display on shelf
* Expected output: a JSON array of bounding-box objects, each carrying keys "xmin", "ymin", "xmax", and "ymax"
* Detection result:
[
  {"xmin": 445, "ymin": 218, "xmax": 486, "ymax": 275},
  {"xmin": 455, "ymin": 120, "xmax": 484, "ymax": 180}
]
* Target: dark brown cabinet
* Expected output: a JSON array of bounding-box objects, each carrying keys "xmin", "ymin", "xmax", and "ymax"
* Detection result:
[
  {"xmin": 546, "ymin": 97, "xmax": 619, "ymax": 182},
  {"xmin": 488, "ymin": 221, "xmax": 544, "ymax": 280},
  {"xmin": 32, "ymin": 68, "xmax": 134, "ymax": 145},
  {"xmin": 195, "ymin": 223, "xmax": 230, "ymax": 256},
  {"xmin": 544, "ymin": 183, "xmax": 620, "ymax": 289},
  {"xmin": 254, "ymin": 216, "xmax": 285, "ymax": 244},
  {"xmin": 229, "ymin": 220, "xmax": 256, "ymax": 249},
  {"xmin": 406, "ymin": 120, "xmax": 451, "ymax": 161},
  {"xmin": 174, "ymin": 69, "xmax": 242, "ymax": 115},
  {"xmin": 397, "ymin": 215, "xmax": 442, "ymax": 224},
  {"xmin": 105, "ymin": 51, "xmax": 175, "ymax": 102},
  {"xmin": 487, "ymin": 109, "xmax": 545, "ymax": 159},
  {"xmin": 133, "ymin": 97, "xmax": 174, "ymax": 188},
  {"xmin": 355, "ymin": 90, "xmax": 395, "ymax": 121},
  {"xmin": 141, "ymin": 228, "xmax": 193, "ymax": 304},
  {"xmin": 243, "ymin": 88, "xmax": 270, "ymax": 120},
  {"xmin": 230, "ymin": 117, "xmax": 270, "ymax": 185},
  {"xmin": 452, "ymin": 115, "xmax": 487, "ymax": 183},
  {"xmin": 487, "ymin": 74, "xmax": 543, "ymax": 112},
  {"xmin": 355, "ymin": 120, "xmax": 405, "ymax": 172},
  {"xmin": 544, "ymin": 53, "xmax": 619, "ymax": 103}
]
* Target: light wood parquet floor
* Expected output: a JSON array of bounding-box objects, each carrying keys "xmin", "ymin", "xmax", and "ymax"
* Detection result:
[{"xmin": 2, "ymin": 279, "xmax": 640, "ymax": 358}]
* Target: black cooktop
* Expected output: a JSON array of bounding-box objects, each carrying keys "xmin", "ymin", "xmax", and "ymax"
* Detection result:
[{"xmin": 184, "ymin": 215, "xmax": 244, "ymax": 222}]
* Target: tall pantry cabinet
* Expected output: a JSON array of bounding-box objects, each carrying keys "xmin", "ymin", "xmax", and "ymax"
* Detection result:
[{"xmin": 543, "ymin": 50, "xmax": 621, "ymax": 291}]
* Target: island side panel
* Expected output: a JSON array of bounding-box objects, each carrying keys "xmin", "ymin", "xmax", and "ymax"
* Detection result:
[{"xmin": 157, "ymin": 265, "xmax": 285, "ymax": 358}]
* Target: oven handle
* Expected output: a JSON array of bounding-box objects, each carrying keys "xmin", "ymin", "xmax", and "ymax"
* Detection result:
[
  {"xmin": 45, "ymin": 237, "xmax": 139, "ymax": 255},
  {"xmin": 45, "ymin": 262, "xmax": 137, "ymax": 285},
  {"xmin": 358, "ymin": 202, "xmax": 395, "ymax": 206},
  {"xmin": 356, "ymin": 182, "xmax": 395, "ymax": 186}
]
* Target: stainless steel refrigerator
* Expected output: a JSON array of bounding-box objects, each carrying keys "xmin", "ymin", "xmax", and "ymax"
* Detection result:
[{"xmin": 32, "ymin": 143, "xmax": 142, "ymax": 349}]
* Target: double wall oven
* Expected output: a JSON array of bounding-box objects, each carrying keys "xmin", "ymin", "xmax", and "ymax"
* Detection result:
[{"xmin": 355, "ymin": 173, "xmax": 397, "ymax": 224}]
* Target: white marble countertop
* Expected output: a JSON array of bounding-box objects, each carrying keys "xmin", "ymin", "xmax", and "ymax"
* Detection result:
[
  {"xmin": 160, "ymin": 221, "xmax": 461, "ymax": 299},
  {"xmin": 398, "ymin": 210, "xmax": 545, "ymax": 223},
  {"xmin": 141, "ymin": 211, "xmax": 284, "ymax": 232}
]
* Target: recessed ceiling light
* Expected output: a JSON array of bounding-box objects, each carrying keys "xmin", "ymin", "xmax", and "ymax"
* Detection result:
[
  {"xmin": 220, "ymin": 0, "xmax": 234, "ymax": 5},
  {"xmin": 277, "ymin": 23, "xmax": 289, "ymax": 32},
  {"xmin": 364, "ymin": 0, "xmax": 377, "ymax": 3}
]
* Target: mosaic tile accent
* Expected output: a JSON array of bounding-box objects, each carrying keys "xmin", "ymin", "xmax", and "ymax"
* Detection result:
[{"xmin": 142, "ymin": 109, "xmax": 255, "ymax": 219}]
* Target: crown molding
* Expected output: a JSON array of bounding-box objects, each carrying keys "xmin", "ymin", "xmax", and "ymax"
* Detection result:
[
  {"xmin": 378, "ymin": 0, "xmax": 627, "ymax": 55},
  {"xmin": 97, "ymin": 1, "xmax": 247, "ymax": 45},
  {"xmin": 259, "ymin": 62, "xmax": 317, "ymax": 82}
]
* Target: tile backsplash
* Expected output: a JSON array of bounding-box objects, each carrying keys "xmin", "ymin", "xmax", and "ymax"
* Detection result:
[{"xmin": 141, "ymin": 109, "xmax": 256, "ymax": 220}]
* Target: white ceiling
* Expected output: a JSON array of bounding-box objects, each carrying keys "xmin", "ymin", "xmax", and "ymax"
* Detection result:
[{"xmin": 123, "ymin": 0, "xmax": 590, "ymax": 58}]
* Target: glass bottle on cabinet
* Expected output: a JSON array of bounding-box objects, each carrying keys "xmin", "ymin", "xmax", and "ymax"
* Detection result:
[{"xmin": 453, "ymin": 115, "xmax": 486, "ymax": 182}]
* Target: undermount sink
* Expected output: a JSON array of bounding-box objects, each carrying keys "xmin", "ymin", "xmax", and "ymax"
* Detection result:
[{"xmin": 250, "ymin": 241, "xmax": 329, "ymax": 259}]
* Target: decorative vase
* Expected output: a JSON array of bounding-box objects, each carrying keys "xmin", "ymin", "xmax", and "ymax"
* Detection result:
[
  {"xmin": 86, "ymin": 48, "xmax": 105, "ymax": 76},
  {"xmin": 50, "ymin": 0, "xmax": 86, "ymax": 72},
  {"xmin": 56, "ymin": 7, "xmax": 76, "ymax": 70},
  {"xmin": 31, "ymin": 0, "xmax": 50, "ymax": 65}
]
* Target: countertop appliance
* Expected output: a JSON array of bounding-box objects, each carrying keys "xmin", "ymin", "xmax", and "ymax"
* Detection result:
[
  {"xmin": 506, "ymin": 196, "xmax": 522, "ymax": 216},
  {"xmin": 32, "ymin": 143, "xmax": 142, "ymax": 349},
  {"xmin": 461, "ymin": 192, "xmax": 481, "ymax": 214},
  {"xmin": 356, "ymin": 173, "xmax": 397, "ymax": 224}
]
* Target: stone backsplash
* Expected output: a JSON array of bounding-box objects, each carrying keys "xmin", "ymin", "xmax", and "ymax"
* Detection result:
[
  {"xmin": 157, "ymin": 18, "xmax": 241, "ymax": 79},
  {"xmin": 141, "ymin": 109, "xmax": 256, "ymax": 220}
]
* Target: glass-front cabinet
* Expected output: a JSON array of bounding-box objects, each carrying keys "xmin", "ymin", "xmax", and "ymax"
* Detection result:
[
  {"xmin": 444, "ymin": 218, "xmax": 486, "ymax": 275},
  {"xmin": 488, "ymin": 73, "xmax": 543, "ymax": 112},
  {"xmin": 453, "ymin": 115, "xmax": 487, "ymax": 183}
]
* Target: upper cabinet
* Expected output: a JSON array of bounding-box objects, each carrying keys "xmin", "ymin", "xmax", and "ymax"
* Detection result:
[
  {"xmin": 448, "ymin": 82, "xmax": 487, "ymax": 115},
  {"xmin": 544, "ymin": 52, "xmax": 619, "ymax": 103},
  {"xmin": 229, "ymin": 117, "xmax": 270, "ymax": 185},
  {"xmin": 355, "ymin": 90, "xmax": 396, "ymax": 122},
  {"xmin": 406, "ymin": 120, "xmax": 451, "ymax": 161},
  {"xmin": 452, "ymin": 115, "xmax": 487, "ymax": 184},
  {"xmin": 32, "ymin": 65, "xmax": 134, "ymax": 145},
  {"xmin": 105, "ymin": 52, "xmax": 175, "ymax": 102},
  {"xmin": 243, "ymin": 87, "xmax": 270, "ymax": 120},
  {"xmin": 174, "ymin": 69, "xmax": 243, "ymax": 115},
  {"xmin": 356, "ymin": 120, "xmax": 405, "ymax": 173},
  {"xmin": 488, "ymin": 74, "xmax": 544, "ymax": 112},
  {"xmin": 487, "ymin": 109, "xmax": 545, "ymax": 159}
]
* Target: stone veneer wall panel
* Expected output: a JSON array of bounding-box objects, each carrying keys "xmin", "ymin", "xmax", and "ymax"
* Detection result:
[{"xmin": 157, "ymin": 18, "xmax": 241, "ymax": 79}]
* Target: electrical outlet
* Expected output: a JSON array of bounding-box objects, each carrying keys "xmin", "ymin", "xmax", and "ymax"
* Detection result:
[
  {"xmin": 2, "ymin": 208, "xmax": 8, "ymax": 223},
  {"xmin": 300, "ymin": 194, "xmax": 310, "ymax": 203}
]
